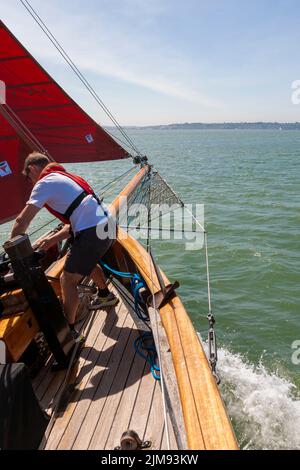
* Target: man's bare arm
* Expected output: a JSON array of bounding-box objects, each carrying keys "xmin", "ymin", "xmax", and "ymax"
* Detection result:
[
  {"xmin": 11, "ymin": 204, "xmax": 40, "ymax": 239},
  {"xmin": 36, "ymin": 224, "xmax": 71, "ymax": 251}
]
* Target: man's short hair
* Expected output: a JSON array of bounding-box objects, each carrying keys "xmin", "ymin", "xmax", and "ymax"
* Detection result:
[{"xmin": 22, "ymin": 152, "xmax": 50, "ymax": 176}]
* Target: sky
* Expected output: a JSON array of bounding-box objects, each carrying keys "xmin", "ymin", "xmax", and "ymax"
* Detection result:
[{"xmin": 1, "ymin": 0, "xmax": 300, "ymax": 125}]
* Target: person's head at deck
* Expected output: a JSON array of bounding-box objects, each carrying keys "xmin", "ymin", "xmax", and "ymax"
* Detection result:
[{"xmin": 23, "ymin": 152, "xmax": 50, "ymax": 184}]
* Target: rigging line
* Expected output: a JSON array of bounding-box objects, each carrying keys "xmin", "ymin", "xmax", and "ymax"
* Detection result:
[
  {"xmin": 99, "ymin": 184, "xmax": 132, "ymax": 202},
  {"xmin": 124, "ymin": 188, "xmax": 149, "ymax": 213},
  {"xmin": 203, "ymin": 231, "xmax": 219, "ymax": 382},
  {"xmin": 148, "ymin": 247, "xmax": 171, "ymax": 450},
  {"xmin": 103, "ymin": 127, "xmax": 137, "ymax": 155},
  {"xmin": 204, "ymin": 232, "xmax": 212, "ymax": 315},
  {"xmin": 0, "ymin": 218, "xmax": 55, "ymax": 259},
  {"xmin": 150, "ymin": 168, "xmax": 205, "ymax": 231},
  {"xmin": 6, "ymin": 105, "xmax": 51, "ymax": 156},
  {"xmin": 94, "ymin": 166, "xmax": 137, "ymax": 193},
  {"xmin": 0, "ymin": 104, "xmax": 49, "ymax": 155},
  {"xmin": 118, "ymin": 181, "xmax": 147, "ymax": 220},
  {"xmin": 109, "ymin": 277, "xmax": 150, "ymax": 330},
  {"xmin": 98, "ymin": 187, "xmax": 120, "ymax": 201},
  {"xmin": 1, "ymin": 105, "xmax": 51, "ymax": 158},
  {"xmin": 146, "ymin": 172, "xmax": 152, "ymax": 251},
  {"xmin": 126, "ymin": 173, "xmax": 151, "ymax": 207},
  {"xmin": 18, "ymin": 1, "xmax": 140, "ymax": 158},
  {"xmin": 0, "ymin": 107, "xmax": 35, "ymax": 150},
  {"xmin": 119, "ymin": 225, "xmax": 199, "ymax": 234},
  {"xmin": 118, "ymin": 193, "xmax": 150, "ymax": 225},
  {"xmin": 0, "ymin": 102, "xmax": 44, "ymax": 152},
  {"xmin": 19, "ymin": 0, "xmax": 143, "ymax": 158},
  {"xmin": 148, "ymin": 207, "xmax": 181, "ymax": 224},
  {"xmin": 20, "ymin": 0, "xmax": 140, "ymax": 156},
  {"xmin": 29, "ymin": 218, "xmax": 56, "ymax": 238},
  {"xmin": 182, "ymin": 204, "xmax": 205, "ymax": 233}
]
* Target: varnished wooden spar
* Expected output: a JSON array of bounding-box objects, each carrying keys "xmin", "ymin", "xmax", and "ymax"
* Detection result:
[{"xmin": 110, "ymin": 165, "xmax": 148, "ymax": 217}]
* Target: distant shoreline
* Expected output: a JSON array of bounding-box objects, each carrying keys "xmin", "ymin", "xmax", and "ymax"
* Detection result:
[{"xmin": 106, "ymin": 122, "xmax": 300, "ymax": 131}]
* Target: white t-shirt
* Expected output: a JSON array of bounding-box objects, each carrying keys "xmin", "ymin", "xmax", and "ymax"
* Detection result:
[{"xmin": 27, "ymin": 173, "xmax": 109, "ymax": 233}]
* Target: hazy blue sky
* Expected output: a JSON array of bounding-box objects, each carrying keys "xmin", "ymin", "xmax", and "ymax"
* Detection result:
[{"xmin": 1, "ymin": 0, "xmax": 300, "ymax": 125}]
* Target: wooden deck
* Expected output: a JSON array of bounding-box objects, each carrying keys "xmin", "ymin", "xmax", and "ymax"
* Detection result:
[{"xmin": 32, "ymin": 289, "xmax": 178, "ymax": 450}]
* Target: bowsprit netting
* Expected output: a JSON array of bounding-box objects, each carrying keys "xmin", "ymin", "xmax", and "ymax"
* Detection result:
[{"xmin": 117, "ymin": 169, "xmax": 183, "ymax": 231}]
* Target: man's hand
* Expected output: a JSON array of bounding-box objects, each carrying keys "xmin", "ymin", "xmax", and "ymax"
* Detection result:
[
  {"xmin": 11, "ymin": 204, "xmax": 40, "ymax": 239},
  {"xmin": 34, "ymin": 224, "xmax": 71, "ymax": 252},
  {"xmin": 35, "ymin": 236, "xmax": 57, "ymax": 252}
]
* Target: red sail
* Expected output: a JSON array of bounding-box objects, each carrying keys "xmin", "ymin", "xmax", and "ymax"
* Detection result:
[{"xmin": 0, "ymin": 20, "xmax": 129, "ymax": 224}]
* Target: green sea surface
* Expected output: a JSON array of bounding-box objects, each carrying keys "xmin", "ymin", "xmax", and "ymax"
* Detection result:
[{"xmin": 1, "ymin": 129, "xmax": 299, "ymax": 449}]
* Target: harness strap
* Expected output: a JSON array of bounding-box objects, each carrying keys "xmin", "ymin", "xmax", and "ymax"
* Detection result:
[
  {"xmin": 63, "ymin": 191, "xmax": 89, "ymax": 220},
  {"xmin": 39, "ymin": 163, "xmax": 106, "ymax": 223},
  {"xmin": 63, "ymin": 191, "xmax": 106, "ymax": 222}
]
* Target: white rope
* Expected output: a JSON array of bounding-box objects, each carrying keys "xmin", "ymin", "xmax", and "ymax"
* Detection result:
[
  {"xmin": 94, "ymin": 166, "xmax": 137, "ymax": 195},
  {"xmin": 182, "ymin": 204, "xmax": 206, "ymax": 233},
  {"xmin": 204, "ymin": 232, "xmax": 212, "ymax": 315},
  {"xmin": 183, "ymin": 204, "xmax": 213, "ymax": 312},
  {"xmin": 148, "ymin": 248, "xmax": 171, "ymax": 450},
  {"xmin": 181, "ymin": 205, "xmax": 213, "ymax": 319}
]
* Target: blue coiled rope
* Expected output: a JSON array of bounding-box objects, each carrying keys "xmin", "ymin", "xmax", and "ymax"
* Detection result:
[
  {"xmin": 134, "ymin": 332, "xmax": 160, "ymax": 381},
  {"xmin": 99, "ymin": 261, "xmax": 148, "ymax": 321},
  {"xmin": 99, "ymin": 261, "xmax": 160, "ymax": 380}
]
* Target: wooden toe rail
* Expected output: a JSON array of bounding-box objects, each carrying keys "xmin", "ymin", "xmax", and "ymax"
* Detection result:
[{"xmin": 116, "ymin": 228, "xmax": 238, "ymax": 450}]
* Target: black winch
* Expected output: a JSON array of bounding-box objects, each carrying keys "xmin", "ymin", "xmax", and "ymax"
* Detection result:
[{"xmin": 3, "ymin": 234, "xmax": 75, "ymax": 368}]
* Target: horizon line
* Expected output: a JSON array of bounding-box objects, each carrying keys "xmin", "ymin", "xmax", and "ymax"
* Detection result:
[{"xmin": 104, "ymin": 121, "xmax": 300, "ymax": 128}]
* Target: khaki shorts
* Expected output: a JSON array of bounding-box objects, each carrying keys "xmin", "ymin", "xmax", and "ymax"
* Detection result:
[{"xmin": 64, "ymin": 225, "xmax": 114, "ymax": 276}]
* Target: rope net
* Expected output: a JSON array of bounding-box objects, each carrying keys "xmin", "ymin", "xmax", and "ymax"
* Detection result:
[{"xmin": 117, "ymin": 170, "xmax": 183, "ymax": 231}]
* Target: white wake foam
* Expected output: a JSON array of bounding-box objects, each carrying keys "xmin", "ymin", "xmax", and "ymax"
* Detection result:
[{"xmin": 215, "ymin": 347, "xmax": 300, "ymax": 449}]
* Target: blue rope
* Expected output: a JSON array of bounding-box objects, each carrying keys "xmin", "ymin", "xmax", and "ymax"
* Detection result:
[
  {"xmin": 100, "ymin": 261, "xmax": 134, "ymax": 279},
  {"xmin": 100, "ymin": 261, "xmax": 148, "ymax": 321},
  {"xmin": 134, "ymin": 332, "xmax": 160, "ymax": 381},
  {"xmin": 99, "ymin": 261, "xmax": 160, "ymax": 380}
]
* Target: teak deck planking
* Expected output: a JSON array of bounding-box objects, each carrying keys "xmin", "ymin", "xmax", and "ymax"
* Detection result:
[{"xmin": 39, "ymin": 291, "xmax": 170, "ymax": 450}]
